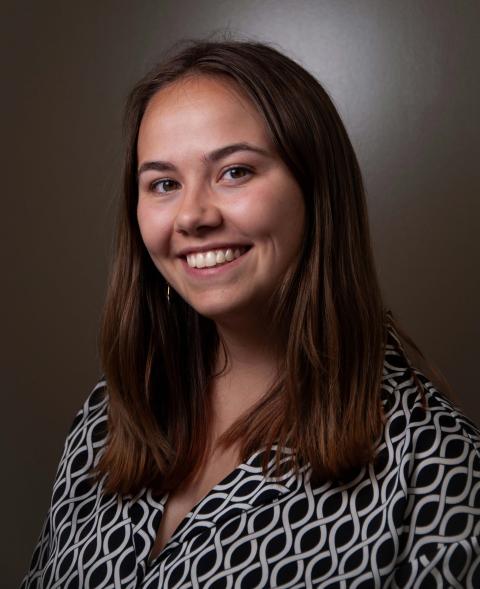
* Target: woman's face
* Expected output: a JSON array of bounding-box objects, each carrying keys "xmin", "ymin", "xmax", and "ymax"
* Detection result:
[{"xmin": 136, "ymin": 75, "xmax": 305, "ymax": 324}]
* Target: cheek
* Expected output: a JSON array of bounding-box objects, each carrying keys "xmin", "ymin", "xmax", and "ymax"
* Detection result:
[
  {"xmin": 246, "ymin": 183, "xmax": 305, "ymax": 246},
  {"xmin": 137, "ymin": 205, "xmax": 171, "ymax": 258}
]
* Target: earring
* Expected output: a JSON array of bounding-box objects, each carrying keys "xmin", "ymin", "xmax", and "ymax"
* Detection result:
[{"xmin": 167, "ymin": 283, "xmax": 171, "ymax": 303}]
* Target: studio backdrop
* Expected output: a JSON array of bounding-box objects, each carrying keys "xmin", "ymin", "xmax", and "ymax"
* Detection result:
[{"xmin": 2, "ymin": 1, "xmax": 478, "ymax": 586}]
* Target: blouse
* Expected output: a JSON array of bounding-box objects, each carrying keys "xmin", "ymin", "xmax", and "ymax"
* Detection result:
[{"xmin": 22, "ymin": 332, "xmax": 480, "ymax": 588}]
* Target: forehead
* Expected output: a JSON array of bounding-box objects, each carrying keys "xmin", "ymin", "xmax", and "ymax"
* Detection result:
[
  {"xmin": 145, "ymin": 74, "xmax": 256, "ymax": 115},
  {"xmin": 137, "ymin": 75, "xmax": 271, "ymax": 159}
]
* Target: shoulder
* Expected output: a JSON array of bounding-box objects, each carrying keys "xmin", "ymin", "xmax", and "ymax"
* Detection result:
[
  {"xmin": 55, "ymin": 379, "xmax": 109, "ymax": 482},
  {"xmin": 67, "ymin": 378, "xmax": 108, "ymax": 439},
  {"xmin": 21, "ymin": 380, "xmax": 111, "ymax": 587},
  {"xmin": 381, "ymin": 328, "xmax": 480, "ymax": 455},
  {"xmin": 379, "ymin": 329, "xmax": 480, "ymax": 578}
]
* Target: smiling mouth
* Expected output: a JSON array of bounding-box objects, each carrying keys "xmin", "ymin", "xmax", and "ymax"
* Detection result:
[{"xmin": 185, "ymin": 246, "xmax": 251, "ymax": 269}]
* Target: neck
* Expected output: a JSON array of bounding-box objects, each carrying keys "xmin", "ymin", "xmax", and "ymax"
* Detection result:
[
  {"xmin": 214, "ymin": 314, "xmax": 282, "ymax": 375},
  {"xmin": 209, "ymin": 314, "xmax": 283, "ymax": 440}
]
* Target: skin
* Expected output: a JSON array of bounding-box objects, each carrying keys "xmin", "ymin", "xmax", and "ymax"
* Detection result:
[
  {"xmin": 136, "ymin": 75, "xmax": 306, "ymax": 556},
  {"xmin": 137, "ymin": 75, "xmax": 305, "ymax": 335}
]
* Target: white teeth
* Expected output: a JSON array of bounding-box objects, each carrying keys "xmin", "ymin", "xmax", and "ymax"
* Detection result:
[
  {"xmin": 205, "ymin": 251, "xmax": 217, "ymax": 267},
  {"xmin": 186, "ymin": 247, "xmax": 248, "ymax": 268},
  {"xmin": 196, "ymin": 253, "xmax": 206, "ymax": 268}
]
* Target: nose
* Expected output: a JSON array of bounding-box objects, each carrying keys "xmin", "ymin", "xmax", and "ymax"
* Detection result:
[{"xmin": 174, "ymin": 183, "xmax": 222, "ymax": 235}]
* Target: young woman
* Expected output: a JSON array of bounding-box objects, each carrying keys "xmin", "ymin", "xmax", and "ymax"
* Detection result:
[{"xmin": 23, "ymin": 41, "xmax": 480, "ymax": 588}]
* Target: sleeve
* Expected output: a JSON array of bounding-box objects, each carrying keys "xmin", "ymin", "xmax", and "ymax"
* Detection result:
[
  {"xmin": 387, "ymin": 374, "xmax": 480, "ymax": 588},
  {"xmin": 20, "ymin": 380, "xmax": 108, "ymax": 589}
]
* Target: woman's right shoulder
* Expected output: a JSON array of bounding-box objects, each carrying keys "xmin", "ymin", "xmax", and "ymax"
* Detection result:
[
  {"xmin": 68, "ymin": 378, "xmax": 108, "ymax": 431},
  {"xmin": 58, "ymin": 379, "xmax": 109, "ymax": 477},
  {"xmin": 21, "ymin": 381, "xmax": 112, "ymax": 587}
]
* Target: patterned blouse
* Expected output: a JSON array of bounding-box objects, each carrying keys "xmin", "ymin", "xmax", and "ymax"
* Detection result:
[{"xmin": 22, "ymin": 332, "xmax": 480, "ymax": 588}]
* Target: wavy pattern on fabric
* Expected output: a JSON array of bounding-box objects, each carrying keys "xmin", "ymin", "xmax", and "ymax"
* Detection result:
[{"xmin": 22, "ymin": 333, "xmax": 480, "ymax": 588}]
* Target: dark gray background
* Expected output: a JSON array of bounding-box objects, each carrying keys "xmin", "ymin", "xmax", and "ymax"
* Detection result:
[{"xmin": 2, "ymin": 1, "xmax": 479, "ymax": 585}]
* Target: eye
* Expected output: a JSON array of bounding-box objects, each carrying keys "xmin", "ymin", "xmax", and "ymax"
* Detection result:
[
  {"xmin": 222, "ymin": 166, "xmax": 252, "ymax": 182},
  {"xmin": 150, "ymin": 178, "xmax": 180, "ymax": 194}
]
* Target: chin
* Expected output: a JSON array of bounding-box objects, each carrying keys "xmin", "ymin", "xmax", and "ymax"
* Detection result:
[
  {"xmin": 192, "ymin": 301, "xmax": 265, "ymax": 327},
  {"xmin": 184, "ymin": 296, "xmax": 254, "ymax": 323},
  {"xmin": 189, "ymin": 303, "xmax": 240, "ymax": 322}
]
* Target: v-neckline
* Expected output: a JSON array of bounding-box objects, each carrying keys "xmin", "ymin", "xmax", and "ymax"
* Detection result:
[
  {"xmin": 145, "ymin": 444, "xmax": 302, "ymax": 567},
  {"xmin": 147, "ymin": 461, "xmax": 249, "ymax": 565}
]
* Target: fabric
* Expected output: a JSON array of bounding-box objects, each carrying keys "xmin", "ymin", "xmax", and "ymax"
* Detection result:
[{"xmin": 22, "ymin": 332, "xmax": 480, "ymax": 588}]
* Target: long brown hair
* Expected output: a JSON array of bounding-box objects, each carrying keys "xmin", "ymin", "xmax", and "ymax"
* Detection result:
[{"xmin": 98, "ymin": 40, "xmax": 420, "ymax": 494}]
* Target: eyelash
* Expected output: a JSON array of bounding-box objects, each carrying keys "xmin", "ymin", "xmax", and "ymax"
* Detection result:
[
  {"xmin": 148, "ymin": 166, "xmax": 253, "ymax": 194},
  {"xmin": 222, "ymin": 166, "xmax": 253, "ymax": 181},
  {"xmin": 150, "ymin": 178, "xmax": 179, "ymax": 193}
]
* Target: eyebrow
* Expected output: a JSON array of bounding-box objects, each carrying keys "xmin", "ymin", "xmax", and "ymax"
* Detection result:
[{"xmin": 137, "ymin": 142, "xmax": 270, "ymax": 177}]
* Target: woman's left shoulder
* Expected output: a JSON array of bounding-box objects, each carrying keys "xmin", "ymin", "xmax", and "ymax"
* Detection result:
[
  {"xmin": 377, "ymin": 334, "xmax": 480, "ymax": 584},
  {"xmin": 381, "ymin": 331, "xmax": 480, "ymax": 455}
]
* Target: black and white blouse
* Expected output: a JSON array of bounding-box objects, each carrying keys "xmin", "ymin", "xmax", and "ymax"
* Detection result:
[{"xmin": 22, "ymin": 333, "xmax": 480, "ymax": 588}]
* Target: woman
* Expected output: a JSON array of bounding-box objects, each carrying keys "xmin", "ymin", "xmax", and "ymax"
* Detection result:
[{"xmin": 23, "ymin": 40, "xmax": 480, "ymax": 588}]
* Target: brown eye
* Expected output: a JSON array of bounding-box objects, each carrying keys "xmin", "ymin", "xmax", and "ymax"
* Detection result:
[
  {"xmin": 223, "ymin": 167, "xmax": 252, "ymax": 181},
  {"xmin": 151, "ymin": 179, "xmax": 180, "ymax": 193}
]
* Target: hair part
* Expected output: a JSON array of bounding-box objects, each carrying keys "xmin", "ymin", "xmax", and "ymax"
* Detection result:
[{"xmin": 97, "ymin": 39, "xmax": 421, "ymax": 494}]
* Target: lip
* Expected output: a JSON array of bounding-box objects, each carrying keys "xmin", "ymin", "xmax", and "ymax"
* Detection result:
[
  {"xmin": 180, "ymin": 246, "xmax": 252, "ymax": 278},
  {"xmin": 177, "ymin": 243, "xmax": 252, "ymax": 257}
]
